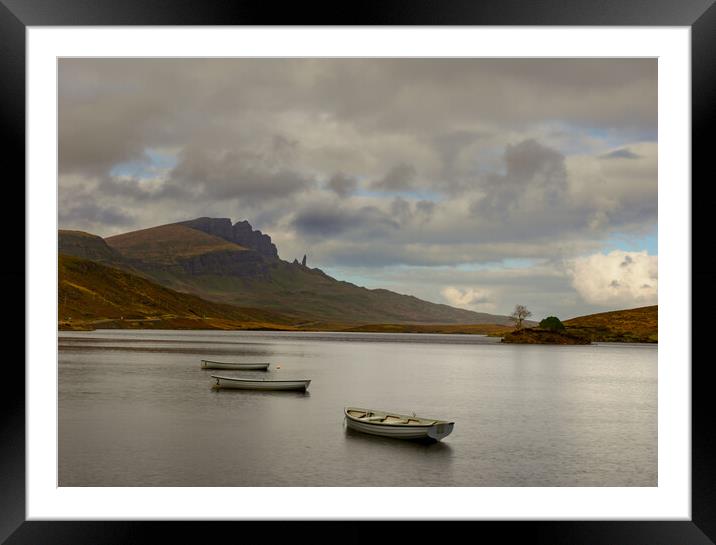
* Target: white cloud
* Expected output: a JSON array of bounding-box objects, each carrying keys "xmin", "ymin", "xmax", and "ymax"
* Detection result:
[
  {"xmin": 441, "ymin": 286, "xmax": 494, "ymax": 311},
  {"xmin": 570, "ymin": 250, "xmax": 657, "ymax": 307}
]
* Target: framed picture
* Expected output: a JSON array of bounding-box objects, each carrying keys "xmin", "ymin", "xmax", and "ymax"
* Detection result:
[{"xmin": 6, "ymin": 0, "xmax": 712, "ymax": 543}]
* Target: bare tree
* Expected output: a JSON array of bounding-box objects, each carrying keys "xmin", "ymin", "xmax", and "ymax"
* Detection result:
[{"xmin": 509, "ymin": 304, "xmax": 532, "ymax": 329}]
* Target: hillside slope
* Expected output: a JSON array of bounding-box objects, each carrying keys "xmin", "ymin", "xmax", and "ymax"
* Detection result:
[
  {"xmin": 105, "ymin": 223, "xmax": 248, "ymax": 264},
  {"xmin": 58, "ymin": 254, "xmax": 299, "ymax": 331},
  {"xmin": 564, "ymin": 305, "xmax": 658, "ymax": 343},
  {"xmin": 59, "ymin": 230, "xmax": 127, "ymax": 265}
]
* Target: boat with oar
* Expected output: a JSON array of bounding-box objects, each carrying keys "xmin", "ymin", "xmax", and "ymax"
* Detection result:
[
  {"xmin": 211, "ymin": 375, "xmax": 310, "ymax": 391},
  {"xmin": 344, "ymin": 407, "xmax": 454, "ymax": 442},
  {"xmin": 201, "ymin": 359, "xmax": 270, "ymax": 370}
]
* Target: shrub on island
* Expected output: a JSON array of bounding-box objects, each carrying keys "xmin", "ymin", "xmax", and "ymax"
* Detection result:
[{"xmin": 539, "ymin": 316, "xmax": 565, "ymax": 332}]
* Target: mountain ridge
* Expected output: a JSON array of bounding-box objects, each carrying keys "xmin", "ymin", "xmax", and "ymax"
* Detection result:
[
  {"xmin": 178, "ymin": 217, "xmax": 279, "ymax": 259},
  {"xmin": 60, "ymin": 217, "xmax": 515, "ymax": 325}
]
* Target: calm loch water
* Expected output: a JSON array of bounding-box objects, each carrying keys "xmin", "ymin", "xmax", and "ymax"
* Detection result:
[{"xmin": 58, "ymin": 330, "xmax": 657, "ymax": 486}]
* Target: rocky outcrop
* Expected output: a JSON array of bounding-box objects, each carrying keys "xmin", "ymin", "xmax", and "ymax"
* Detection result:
[
  {"xmin": 232, "ymin": 220, "xmax": 278, "ymax": 259},
  {"xmin": 180, "ymin": 217, "xmax": 279, "ymax": 259},
  {"xmin": 179, "ymin": 217, "xmax": 234, "ymax": 241},
  {"xmin": 176, "ymin": 248, "xmax": 271, "ymax": 278}
]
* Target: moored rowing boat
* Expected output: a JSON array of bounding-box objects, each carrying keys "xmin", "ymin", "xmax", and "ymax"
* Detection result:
[
  {"xmin": 201, "ymin": 359, "xmax": 270, "ymax": 370},
  {"xmin": 211, "ymin": 375, "xmax": 310, "ymax": 391},
  {"xmin": 344, "ymin": 407, "xmax": 454, "ymax": 441}
]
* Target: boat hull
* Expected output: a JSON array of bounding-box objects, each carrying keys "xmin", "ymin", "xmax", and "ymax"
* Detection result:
[
  {"xmin": 211, "ymin": 375, "xmax": 310, "ymax": 391},
  {"xmin": 344, "ymin": 407, "xmax": 454, "ymax": 442},
  {"xmin": 201, "ymin": 360, "xmax": 270, "ymax": 370}
]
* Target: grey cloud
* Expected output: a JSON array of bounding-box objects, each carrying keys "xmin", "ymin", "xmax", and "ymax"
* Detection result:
[
  {"xmin": 388, "ymin": 197, "xmax": 436, "ymax": 225},
  {"xmin": 390, "ymin": 197, "xmax": 412, "ymax": 223},
  {"xmin": 59, "ymin": 58, "xmax": 657, "ymax": 179},
  {"xmin": 601, "ymin": 148, "xmax": 641, "ymax": 160},
  {"xmin": 432, "ymin": 130, "xmax": 485, "ymax": 188},
  {"xmin": 416, "ymin": 200, "xmax": 436, "ymax": 217},
  {"xmin": 371, "ymin": 163, "xmax": 417, "ymax": 191},
  {"xmin": 96, "ymin": 175, "xmax": 191, "ymax": 202},
  {"xmin": 170, "ymin": 146, "xmax": 314, "ymax": 203},
  {"xmin": 292, "ymin": 205, "xmax": 399, "ymax": 238},
  {"xmin": 59, "ymin": 199, "xmax": 134, "ymax": 228},
  {"xmin": 270, "ymin": 134, "xmax": 299, "ymax": 162},
  {"xmin": 474, "ymin": 139, "xmax": 568, "ymax": 219},
  {"xmin": 326, "ymin": 173, "xmax": 358, "ymax": 197},
  {"xmin": 620, "ymin": 255, "xmax": 634, "ymax": 267}
]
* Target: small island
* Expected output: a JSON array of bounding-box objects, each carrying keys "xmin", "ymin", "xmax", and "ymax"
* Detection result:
[
  {"xmin": 500, "ymin": 314, "xmax": 588, "ymax": 344},
  {"xmin": 500, "ymin": 308, "xmax": 657, "ymax": 344}
]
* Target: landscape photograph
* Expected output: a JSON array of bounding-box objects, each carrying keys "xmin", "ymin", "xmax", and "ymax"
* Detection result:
[{"xmin": 58, "ymin": 58, "xmax": 657, "ymax": 487}]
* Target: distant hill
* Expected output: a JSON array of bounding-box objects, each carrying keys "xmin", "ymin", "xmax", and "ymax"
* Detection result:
[
  {"xmin": 563, "ymin": 305, "xmax": 658, "ymax": 343},
  {"xmin": 59, "ymin": 217, "xmax": 515, "ymax": 325}
]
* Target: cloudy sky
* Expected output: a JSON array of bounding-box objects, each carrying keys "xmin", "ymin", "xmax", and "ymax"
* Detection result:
[{"xmin": 58, "ymin": 58, "xmax": 657, "ymax": 319}]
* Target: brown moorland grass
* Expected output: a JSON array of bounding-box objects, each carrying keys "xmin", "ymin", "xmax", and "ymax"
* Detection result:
[
  {"xmin": 58, "ymin": 254, "xmax": 297, "ymax": 330},
  {"xmin": 105, "ymin": 223, "xmax": 247, "ymax": 264},
  {"xmin": 563, "ymin": 305, "xmax": 657, "ymax": 343}
]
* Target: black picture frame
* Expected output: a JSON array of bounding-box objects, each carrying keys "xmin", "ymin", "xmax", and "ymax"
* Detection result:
[{"xmin": 3, "ymin": 1, "xmax": 712, "ymax": 543}]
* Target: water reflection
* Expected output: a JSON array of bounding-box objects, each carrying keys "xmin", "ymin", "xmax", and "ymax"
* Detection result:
[
  {"xmin": 58, "ymin": 344, "xmax": 277, "ymax": 356},
  {"xmin": 210, "ymin": 387, "xmax": 311, "ymax": 397},
  {"xmin": 343, "ymin": 425, "xmax": 455, "ymax": 456}
]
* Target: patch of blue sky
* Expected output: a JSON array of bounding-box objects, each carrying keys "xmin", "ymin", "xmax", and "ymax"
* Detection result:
[
  {"xmin": 145, "ymin": 148, "xmax": 179, "ymax": 169},
  {"xmin": 501, "ymin": 258, "xmax": 541, "ymax": 269},
  {"xmin": 604, "ymin": 229, "xmax": 657, "ymax": 255},
  {"xmin": 583, "ymin": 126, "xmax": 657, "ymax": 150},
  {"xmin": 541, "ymin": 122, "xmax": 656, "ymax": 157},
  {"xmin": 109, "ymin": 148, "xmax": 178, "ymax": 179}
]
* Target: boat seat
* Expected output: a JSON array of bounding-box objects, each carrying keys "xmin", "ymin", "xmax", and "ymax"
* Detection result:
[{"xmin": 364, "ymin": 416, "xmax": 385, "ymax": 422}]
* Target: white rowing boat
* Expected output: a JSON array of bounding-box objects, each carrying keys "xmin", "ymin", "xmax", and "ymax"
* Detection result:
[
  {"xmin": 211, "ymin": 375, "xmax": 310, "ymax": 391},
  {"xmin": 201, "ymin": 359, "xmax": 270, "ymax": 370},
  {"xmin": 344, "ymin": 407, "xmax": 454, "ymax": 442}
]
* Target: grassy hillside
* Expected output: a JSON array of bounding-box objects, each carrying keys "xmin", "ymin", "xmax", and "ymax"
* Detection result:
[
  {"xmin": 58, "ymin": 254, "xmax": 299, "ymax": 331},
  {"xmin": 563, "ymin": 305, "xmax": 658, "ymax": 343},
  {"xmin": 147, "ymin": 261, "xmax": 514, "ymax": 325},
  {"xmin": 105, "ymin": 223, "xmax": 248, "ymax": 265}
]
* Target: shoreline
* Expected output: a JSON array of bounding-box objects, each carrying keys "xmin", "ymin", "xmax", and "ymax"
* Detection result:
[{"xmin": 57, "ymin": 321, "xmax": 657, "ymax": 343}]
